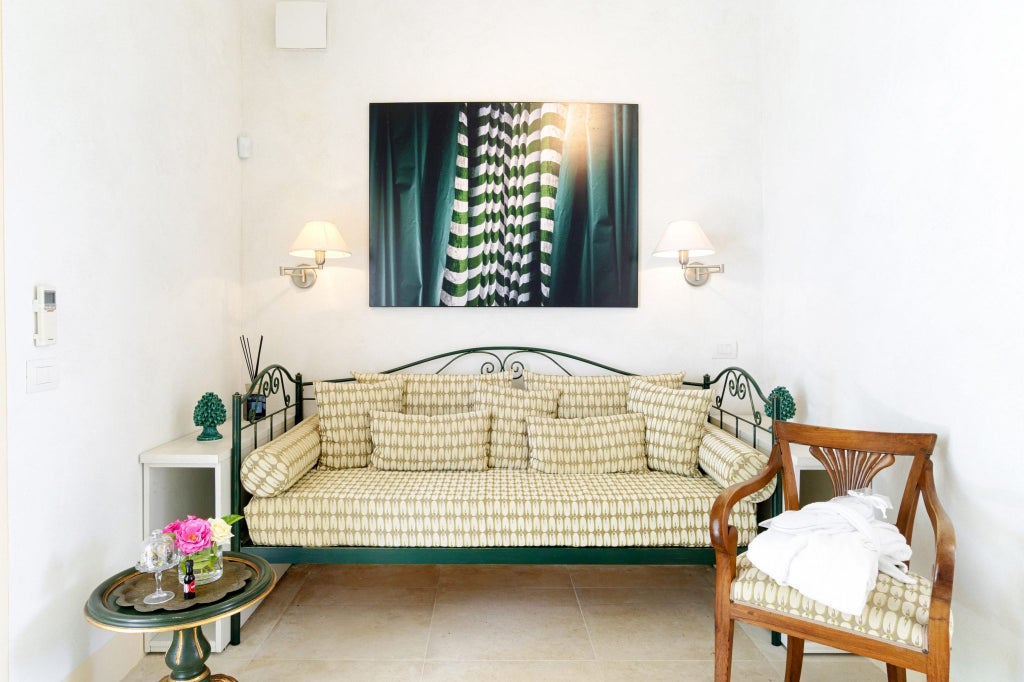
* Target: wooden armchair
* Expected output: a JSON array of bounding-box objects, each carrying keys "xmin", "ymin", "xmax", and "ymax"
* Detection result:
[{"xmin": 710, "ymin": 421, "xmax": 955, "ymax": 682}]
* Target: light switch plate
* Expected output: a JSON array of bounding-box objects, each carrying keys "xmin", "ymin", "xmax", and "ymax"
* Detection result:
[
  {"xmin": 275, "ymin": 1, "xmax": 327, "ymax": 49},
  {"xmin": 27, "ymin": 358, "xmax": 59, "ymax": 393},
  {"xmin": 712, "ymin": 341, "xmax": 738, "ymax": 359}
]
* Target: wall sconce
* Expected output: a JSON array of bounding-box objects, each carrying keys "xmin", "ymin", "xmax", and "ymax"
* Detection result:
[
  {"xmin": 653, "ymin": 220, "xmax": 725, "ymax": 287},
  {"xmin": 279, "ymin": 220, "xmax": 351, "ymax": 289}
]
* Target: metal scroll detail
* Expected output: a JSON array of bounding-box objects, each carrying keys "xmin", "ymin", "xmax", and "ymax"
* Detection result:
[
  {"xmin": 701, "ymin": 367, "xmax": 771, "ymax": 428},
  {"xmin": 246, "ymin": 365, "xmax": 295, "ymax": 404},
  {"xmin": 242, "ymin": 365, "xmax": 295, "ymax": 422},
  {"xmin": 370, "ymin": 346, "xmax": 633, "ymax": 381}
]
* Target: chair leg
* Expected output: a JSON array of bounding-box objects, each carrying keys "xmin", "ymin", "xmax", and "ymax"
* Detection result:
[
  {"xmin": 713, "ymin": 611, "xmax": 734, "ymax": 681},
  {"xmin": 925, "ymin": 655, "xmax": 950, "ymax": 682},
  {"xmin": 886, "ymin": 664, "xmax": 906, "ymax": 682},
  {"xmin": 784, "ymin": 636, "xmax": 804, "ymax": 682}
]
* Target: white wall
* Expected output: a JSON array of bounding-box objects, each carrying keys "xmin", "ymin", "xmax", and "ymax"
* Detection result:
[
  {"xmin": 760, "ymin": 2, "xmax": 1024, "ymax": 680},
  {"xmin": 240, "ymin": 0, "xmax": 767, "ymax": 382},
  {"xmin": 2, "ymin": 1, "xmax": 242, "ymax": 679}
]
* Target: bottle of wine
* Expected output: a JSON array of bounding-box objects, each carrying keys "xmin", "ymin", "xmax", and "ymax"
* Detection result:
[{"xmin": 183, "ymin": 559, "xmax": 196, "ymax": 600}]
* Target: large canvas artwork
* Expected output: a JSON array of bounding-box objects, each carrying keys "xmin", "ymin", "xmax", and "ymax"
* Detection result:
[{"xmin": 369, "ymin": 102, "xmax": 638, "ymax": 307}]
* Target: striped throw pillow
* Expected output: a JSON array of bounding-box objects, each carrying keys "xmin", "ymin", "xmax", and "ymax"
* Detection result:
[
  {"xmin": 525, "ymin": 413, "xmax": 647, "ymax": 474},
  {"xmin": 472, "ymin": 383, "xmax": 560, "ymax": 469},
  {"xmin": 369, "ymin": 409, "xmax": 491, "ymax": 471},
  {"xmin": 314, "ymin": 378, "xmax": 404, "ymax": 469},
  {"xmin": 626, "ymin": 379, "xmax": 712, "ymax": 477},
  {"xmin": 354, "ymin": 371, "xmax": 514, "ymax": 415},
  {"xmin": 523, "ymin": 371, "xmax": 685, "ymax": 419}
]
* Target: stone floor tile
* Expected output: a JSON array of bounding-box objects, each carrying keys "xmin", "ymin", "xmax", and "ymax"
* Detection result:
[
  {"xmin": 569, "ymin": 564, "xmax": 714, "ymax": 589},
  {"xmin": 242, "ymin": 657, "xmax": 423, "ymax": 681},
  {"xmin": 438, "ymin": 564, "xmax": 572, "ymax": 589},
  {"xmin": 255, "ymin": 600, "xmax": 434, "ymax": 660},
  {"xmin": 422, "ymin": 659, "xmax": 606, "ymax": 682},
  {"xmin": 427, "ymin": 588, "xmax": 593, "ymax": 661}
]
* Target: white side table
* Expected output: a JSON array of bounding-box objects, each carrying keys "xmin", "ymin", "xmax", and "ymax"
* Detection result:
[{"xmin": 140, "ymin": 431, "xmax": 233, "ymax": 653}]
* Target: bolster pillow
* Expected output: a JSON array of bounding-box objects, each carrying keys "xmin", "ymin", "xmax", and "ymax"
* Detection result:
[
  {"xmin": 698, "ymin": 424, "xmax": 776, "ymax": 503},
  {"xmin": 240, "ymin": 415, "xmax": 321, "ymax": 498}
]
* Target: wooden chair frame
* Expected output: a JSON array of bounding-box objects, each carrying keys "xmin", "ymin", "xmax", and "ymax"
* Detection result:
[{"xmin": 710, "ymin": 421, "xmax": 955, "ymax": 682}]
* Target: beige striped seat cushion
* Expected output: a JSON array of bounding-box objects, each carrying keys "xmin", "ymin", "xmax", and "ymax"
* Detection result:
[
  {"xmin": 526, "ymin": 413, "xmax": 647, "ymax": 474},
  {"xmin": 244, "ymin": 469, "xmax": 758, "ymax": 548},
  {"xmin": 314, "ymin": 378, "xmax": 404, "ymax": 469},
  {"xmin": 354, "ymin": 371, "xmax": 514, "ymax": 415},
  {"xmin": 369, "ymin": 410, "xmax": 490, "ymax": 472},
  {"xmin": 471, "ymin": 384, "xmax": 560, "ymax": 469},
  {"xmin": 732, "ymin": 553, "xmax": 939, "ymax": 650},
  {"xmin": 523, "ymin": 371, "xmax": 685, "ymax": 419}
]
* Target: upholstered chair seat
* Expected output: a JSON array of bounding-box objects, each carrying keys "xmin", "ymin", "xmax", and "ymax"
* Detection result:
[{"xmin": 731, "ymin": 553, "xmax": 940, "ymax": 651}]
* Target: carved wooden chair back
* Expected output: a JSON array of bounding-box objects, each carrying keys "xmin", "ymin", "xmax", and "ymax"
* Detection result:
[{"xmin": 775, "ymin": 421, "xmax": 937, "ymax": 547}]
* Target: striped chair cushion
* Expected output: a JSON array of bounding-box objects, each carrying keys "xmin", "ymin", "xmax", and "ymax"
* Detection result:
[
  {"xmin": 526, "ymin": 413, "xmax": 647, "ymax": 474},
  {"xmin": 627, "ymin": 380, "xmax": 712, "ymax": 477},
  {"xmin": 354, "ymin": 371, "xmax": 515, "ymax": 415},
  {"xmin": 244, "ymin": 468, "xmax": 759, "ymax": 547},
  {"xmin": 240, "ymin": 415, "xmax": 321, "ymax": 498},
  {"xmin": 472, "ymin": 384, "xmax": 560, "ymax": 469},
  {"xmin": 314, "ymin": 379, "xmax": 404, "ymax": 469},
  {"xmin": 732, "ymin": 553, "xmax": 939, "ymax": 650},
  {"xmin": 523, "ymin": 370, "xmax": 685, "ymax": 419},
  {"xmin": 369, "ymin": 409, "xmax": 491, "ymax": 471},
  {"xmin": 698, "ymin": 424, "xmax": 775, "ymax": 503}
]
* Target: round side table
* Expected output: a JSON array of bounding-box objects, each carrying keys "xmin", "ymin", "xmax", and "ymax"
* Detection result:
[{"xmin": 85, "ymin": 552, "xmax": 275, "ymax": 682}]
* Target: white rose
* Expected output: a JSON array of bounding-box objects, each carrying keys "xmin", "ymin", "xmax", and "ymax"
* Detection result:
[{"xmin": 209, "ymin": 517, "xmax": 234, "ymax": 545}]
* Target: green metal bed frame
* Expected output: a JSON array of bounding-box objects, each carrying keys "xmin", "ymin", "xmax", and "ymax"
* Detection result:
[{"xmin": 229, "ymin": 346, "xmax": 788, "ymax": 644}]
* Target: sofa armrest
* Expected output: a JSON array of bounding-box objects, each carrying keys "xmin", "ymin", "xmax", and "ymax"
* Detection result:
[
  {"xmin": 240, "ymin": 415, "xmax": 321, "ymax": 498},
  {"xmin": 698, "ymin": 424, "xmax": 776, "ymax": 504}
]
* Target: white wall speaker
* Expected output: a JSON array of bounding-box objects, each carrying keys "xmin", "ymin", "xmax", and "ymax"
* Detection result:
[{"xmin": 275, "ymin": 1, "xmax": 327, "ymax": 50}]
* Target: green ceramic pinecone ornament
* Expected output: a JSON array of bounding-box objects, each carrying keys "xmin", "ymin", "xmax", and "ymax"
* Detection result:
[
  {"xmin": 193, "ymin": 392, "xmax": 227, "ymax": 441},
  {"xmin": 765, "ymin": 386, "xmax": 796, "ymax": 421}
]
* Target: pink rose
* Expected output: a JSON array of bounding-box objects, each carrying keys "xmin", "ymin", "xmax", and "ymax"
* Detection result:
[
  {"xmin": 162, "ymin": 519, "xmax": 182, "ymax": 536},
  {"xmin": 171, "ymin": 516, "xmax": 212, "ymax": 555}
]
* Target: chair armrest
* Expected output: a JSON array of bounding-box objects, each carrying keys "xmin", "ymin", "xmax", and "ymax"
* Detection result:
[
  {"xmin": 920, "ymin": 461, "xmax": 956, "ymax": 652},
  {"xmin": 240, "ymin": 415, "xmax": 321, "ymax": 498},
  {"xmin": 699, "ymin": 425, "xmax": 776, "ymax": 503},
  {"xmin": 709, "ymin": 445, "xmax": 782, "ymax": 556}
]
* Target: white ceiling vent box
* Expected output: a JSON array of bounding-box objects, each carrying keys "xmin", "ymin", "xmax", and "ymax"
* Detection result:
[{"xmin": 275, "ymin": 1, "xmax": 327, "ymax": 49}]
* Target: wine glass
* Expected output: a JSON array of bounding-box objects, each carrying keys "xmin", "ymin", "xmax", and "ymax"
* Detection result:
[{"xmin": 135, "ymin": 530, "xmax": 180, "ymax": 605}]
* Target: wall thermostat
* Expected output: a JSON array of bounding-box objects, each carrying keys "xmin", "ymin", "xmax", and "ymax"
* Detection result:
[{"xmin": 33, "ymin": 285, "xmax": 57, "ymax": 346}]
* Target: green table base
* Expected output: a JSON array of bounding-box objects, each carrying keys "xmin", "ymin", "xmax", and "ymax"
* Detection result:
[{"xmin": 160, "ymin": 626, "xmax": 233, "ymax": 682}]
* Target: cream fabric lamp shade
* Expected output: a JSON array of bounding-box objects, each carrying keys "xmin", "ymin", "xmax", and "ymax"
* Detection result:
[
  {"xmin": 288, "ymin": 220, "xmax": 352, "ymax": 260},
  {"xmin": 653, "ymin": 220, "xmax": 716, "ymax": 258}
]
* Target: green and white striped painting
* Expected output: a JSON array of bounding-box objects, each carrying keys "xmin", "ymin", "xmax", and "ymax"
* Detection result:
[{"xmin": 370, "ymin": 102, "xmax": 638, "ymax": 307}]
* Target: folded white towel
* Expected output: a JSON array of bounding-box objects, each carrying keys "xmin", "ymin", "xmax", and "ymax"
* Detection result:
[{"xmin": 745, "ymin": 492, "xmax": 914, "ymax": 616}]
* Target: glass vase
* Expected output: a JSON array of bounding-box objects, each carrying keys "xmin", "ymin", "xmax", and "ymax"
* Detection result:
[{"xmin": 177, "ymin": 545, "xmax": 224, "ymax": 586}]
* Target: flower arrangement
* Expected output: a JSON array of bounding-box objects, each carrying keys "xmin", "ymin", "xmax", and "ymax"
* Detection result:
[{"xmin": 163, "ymin": 514, "xmax": 242, "ymax": 585}]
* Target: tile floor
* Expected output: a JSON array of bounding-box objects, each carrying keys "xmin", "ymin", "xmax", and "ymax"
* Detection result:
[{"xmin": 123, "ymin": 564, "xmax": 918, "ymax": 681}]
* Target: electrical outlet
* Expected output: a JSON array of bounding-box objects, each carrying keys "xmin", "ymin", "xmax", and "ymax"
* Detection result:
[{"xmin": 713, "ymin": 342, "xmax": 738, "ymax": 359}]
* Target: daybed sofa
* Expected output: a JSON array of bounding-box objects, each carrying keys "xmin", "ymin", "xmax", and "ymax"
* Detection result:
[{"xmin": 233, "ymin": 349, "xmax": 780, "ymax": 558}]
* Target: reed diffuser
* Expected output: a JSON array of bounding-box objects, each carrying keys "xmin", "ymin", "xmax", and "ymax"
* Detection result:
[{"xmin": 240, "ymin": 335, "xmax": 266, "ymax": 421}]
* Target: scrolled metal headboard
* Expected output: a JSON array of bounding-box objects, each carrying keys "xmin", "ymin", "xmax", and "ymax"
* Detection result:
[{"xmin": 306, "ymin": 346, "xmax": 784, "ymax": 450}]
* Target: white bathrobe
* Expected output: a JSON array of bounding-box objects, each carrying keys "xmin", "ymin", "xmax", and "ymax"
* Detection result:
[{"xmin": 745, "ymin": 491, "xmax": 914, "ymax": 616}]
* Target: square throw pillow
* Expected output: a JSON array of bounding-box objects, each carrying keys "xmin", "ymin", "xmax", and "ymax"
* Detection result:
[
  {"xmin": 368, "ymin": 409, "xmax": 491, "ymax": 471},
  {"xmin": 314, "ymin": 378, "xmax": 404, "ymax": 469},
  {"xmin": 354, "ymin": 371, "xmax": 514, "ymax": 415},
  {"xmin": 626, "ymin": 379, "xmax": 712, "ymax": 477},
  {"xmin": 525, "ymin": 412, "xmax": 647, "ymax": 474},
  {"xmin": 522, "ymin": 370, "xmax": 685, "ymax": 419},
  {"xmin": 472, "ymin": 383, "xmax": 559, "ymax": 469}
]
